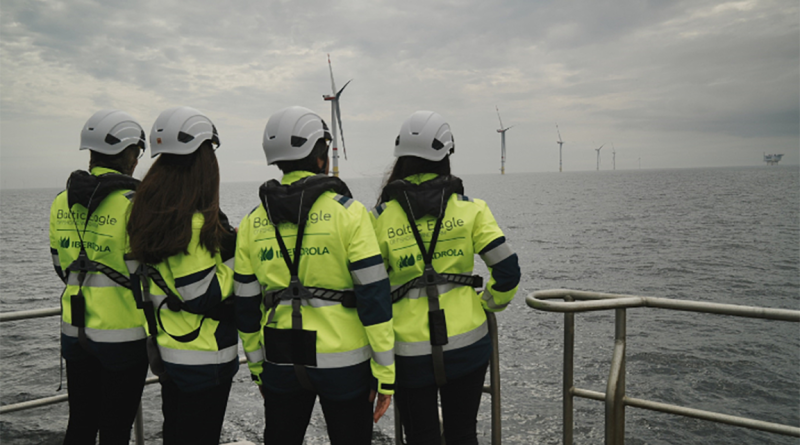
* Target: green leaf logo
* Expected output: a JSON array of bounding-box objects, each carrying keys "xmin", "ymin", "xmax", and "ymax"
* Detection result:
[{"xmin": 259, "ymin": 247, "xmax": 274, "ymax": 262}]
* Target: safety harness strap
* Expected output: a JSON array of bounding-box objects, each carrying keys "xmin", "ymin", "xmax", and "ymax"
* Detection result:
[
  {"xmin": 390, "ymin": 273, "xmax": 483, "ymax": 303},
  {"xmin": 400, "ymin": 191, "xmax": 450, "ymax": 386},
  {"xmin": 258, "ymin": 175, "xmax": 353, "ymax": 392}
]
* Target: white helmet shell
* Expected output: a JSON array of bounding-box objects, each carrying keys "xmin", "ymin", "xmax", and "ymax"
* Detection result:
[
  {"xmin": 80, "ymin": 110, "xmax": 146, "ymax": 155},
  {"xmin": 149, "ymin": 106, "xmax": 219, "ymax": 157},
  {"xmin": 262, "ymin": 106, "xmax": 331, "ymax": 165},
  {"xmin": 394, "ymin": 111, "xmax": 454, "ymax": 161}
]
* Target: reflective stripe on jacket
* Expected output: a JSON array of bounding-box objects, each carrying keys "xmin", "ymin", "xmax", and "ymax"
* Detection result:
[
  {"xmin": 370, "ymin": 173, "xmax": 520, "ymax": 388},
  {"xmin": 235, "ymin": 170, "xmax": 395, "ymax": 400}
]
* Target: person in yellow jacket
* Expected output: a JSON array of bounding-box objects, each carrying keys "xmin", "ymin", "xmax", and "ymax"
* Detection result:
[
  {"xmin": 50, "ymin": 109, "xmax": 149, "ymax": 445},
  {"xmin": 371, "ymin": 111, "xmax": 521, "ymax": 445},
  {"xmin": 234, "ymin": 106, "xmax": 394, "ymax": 445},
  {"xmin": 127, "ymin": 107, "xmax": 237, "ymax": 445}
]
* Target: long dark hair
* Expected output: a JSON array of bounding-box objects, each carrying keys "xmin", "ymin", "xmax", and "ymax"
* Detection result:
[
  {"xmin": 128, "ymin": 141, "xmax": 226, "ymax": 264},
  {"xmin": 377, "ymin": 155, "xmax": 451, "ymax": 205}
]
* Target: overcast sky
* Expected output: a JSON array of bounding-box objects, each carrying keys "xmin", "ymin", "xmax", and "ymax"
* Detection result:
[{"xmin": 1, "ymin": 0, "xmax": 798, "ymax": 189}]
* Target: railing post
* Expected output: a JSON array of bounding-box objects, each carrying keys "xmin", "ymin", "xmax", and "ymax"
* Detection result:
[
  {"xmin": 134, "ymin": 401, "xmax": 144, "ymax": 445},
  {"xmin": 564, "ymin": 295, "xmax": 574, "ymax": 445},
  {"xmin": 486, "ymin": 311, "xmax": 502, "ymax": 445},
  {"xmin": 605, "ymin": 308, "xmax": 626, "ymax": 445}
]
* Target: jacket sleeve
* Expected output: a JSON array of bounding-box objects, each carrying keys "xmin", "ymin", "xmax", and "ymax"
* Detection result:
[
  {"xmin": 349, "ymin": 203, "xmax": 395, "ymax": 395},
  {"xmin": 232, "ymin": 214, "xmax": 265, "ymax": 385},
  {"xmin": 472, "ymin": 201, "xmax": 521, "ymax": 312},
  {"xmin": 49, "ymin": 199, "xmax": 68, "ymax": 284}
]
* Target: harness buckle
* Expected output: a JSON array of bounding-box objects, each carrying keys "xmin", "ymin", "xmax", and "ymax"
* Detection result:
[{"xmin": 421, "ymin": 264, "xmax": 448, "ymax": 298}]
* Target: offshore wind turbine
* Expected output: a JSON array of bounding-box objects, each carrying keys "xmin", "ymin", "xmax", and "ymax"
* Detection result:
[
  {"xmin": 595, "ymin": 143, "xmax": 605, "ymax": 171},
  {"xmin": 496, "ymin": 106, "xmax": 513, "ymax": 175},
  {"xmin": 556, "ymin": 123, "xmax": 564, "ymax": 172},
  {"xmin": 612, "ymin": 143, "xmax": 616, "ymax": 170},
  {"xmin": 322, "ymin": 54, "xmax": 351, "ymax": 178}
]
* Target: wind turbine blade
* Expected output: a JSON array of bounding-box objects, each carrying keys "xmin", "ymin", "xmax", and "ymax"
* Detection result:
[
  {"xmin": 556, "ymin": 123, "xmax": 563, "ymax": 142},
  {"xmin": 495, "ymin": 106, "xmax": 504, "ymax": 130},
  {"xmin": 506, "ymin": 125, "xmax": 514, "ymax": 131},
  {"xmin": 336, "ymin": 79, "xmax": 352, "ymax": 98},
  {"xmin": 327, "ymin": 54, "xmax": 337, "ymax": 93},
  {"xmin": 334, "ymin": 99, "xmax": 347, "ymax": 160}
]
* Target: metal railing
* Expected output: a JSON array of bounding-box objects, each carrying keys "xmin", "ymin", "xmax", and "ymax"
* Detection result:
[
  {"xmin": 3, "ymin": 307, "xmax": 502, "ymax": 445},
  {"xmin": 0, "ymin": 306, "xmax": 247, "ymax": 445},
  {"xmin": 394, "ymin": 311, "xmax": 502, "ymax": 445},
  {"xmin": 527, "ymin": 289, "xmax": 800, "ymax": 444}
]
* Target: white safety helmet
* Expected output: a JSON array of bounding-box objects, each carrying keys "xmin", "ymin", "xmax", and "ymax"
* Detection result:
[
  {"xmin": 80, "ymin": 110, "xmax": 146, "ymax": 155},
  {"xmin": 394, "ymin": 111, "xmax": 454, "ymax": 161},
  {"xmin": 262, "ymin": 106, "xmax": 331, "ymax": 165},
  {"xmin": 149, "ymin": 106, "xmax": 220, "ymax": 157}
]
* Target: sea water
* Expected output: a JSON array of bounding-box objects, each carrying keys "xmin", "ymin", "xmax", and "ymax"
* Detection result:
[{"xmin": 1, "ymin": 166, "xmax": 798, "ymax": 444}]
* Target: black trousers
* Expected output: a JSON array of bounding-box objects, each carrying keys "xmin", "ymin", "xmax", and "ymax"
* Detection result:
[
  {"xmin": 395, "ymin": 361, "xmax": 489, "ymax": 445},
  {"xmin": 160, "ymin": 377, "xmax": 233, "ymax": 445},
  {"xmin": 262, "ymin": 386, "xmax": 374, "ymax": 445},
  {"xmin": 62, "ymin": 355, "xmax": 148, "ymax": 445}
]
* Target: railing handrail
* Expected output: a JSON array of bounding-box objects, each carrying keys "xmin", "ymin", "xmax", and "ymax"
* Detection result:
[
  {"xmin": 526, "ymin": 288, "xmax": 800, "ymax": 444},
  {"xmin": 2, "ymin": 306, "xmax": 502, "ymax": 445}
]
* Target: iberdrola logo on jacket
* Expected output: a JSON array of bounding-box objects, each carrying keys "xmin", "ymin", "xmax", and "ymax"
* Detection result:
[
  {"xmin": 60, "ymin": 237, "xmax": 71, "ymax": 248},
  {"xmin": 259, "ymin": 247, "xmax": 274, "ymax": 261},
  {"xmin": 397, "ymin": 254, "xmax": 417, "ymax": 270}
]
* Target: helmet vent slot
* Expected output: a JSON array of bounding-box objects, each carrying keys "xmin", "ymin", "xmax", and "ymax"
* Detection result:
[
  {"xmin": 291, "ymin": 136, "xmax": 307, "ymax": 147},
  {"xmin": 431, "ymin": 139, "xmax": 444, "ymax": 150},
  {"xmin": 104, "ymin": 134, "xmax": 121, "ymax": 145},
  {"xmin": 177, "ymin": 131, "xmax": 195, "ymax": 143}
]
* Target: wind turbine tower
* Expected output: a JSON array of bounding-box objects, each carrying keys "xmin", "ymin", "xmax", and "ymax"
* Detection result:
[
  {"xmin": 612, "ymin": 143, "xmax": 616, "ymax": 170},
  {"xmin": 556, "ymin": 123, "xmax": 564, "ymax": 172},
  {"xmin": 496, "ymin": 106, "xmax": 513, "ymax": 175},
  {"xmin": 595, "ymin": 143, "xmax": 605, "ymax": 171},
  {"xmin": 322, "ymin": 54, "xmax": 351, "ymax": 178}
]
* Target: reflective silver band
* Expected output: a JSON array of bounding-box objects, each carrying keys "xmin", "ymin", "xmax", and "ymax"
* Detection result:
[
  {"xmin": 334, "ymin": 194, "xmax": 354, "ymax": 209},
  {"xmin": 263, "ymin": 344, "xmax": 371, "ymax": 369},
  {"xmin": 371, "ymin": 203, "xmax": 387, "ymax": 219},
  {"xmin": 457, "ymin": 194, "xmax": 473, "ymax": 202},
  {"xmin": 234, "ymin": 280, "xmax": 262, "ymax": 298},
  {"xmin": 67, "ymin": 273, "xmax": 125, "ymax": 288},
  {"xmin": 480, "ymin": 242, "xmax": 514, "ymax": 266},
  {"xmin": 395, "ymin": 321, "xmax": 488, "ymax": 357},
  {"xmin": 176, "ymin": 267, "xmax": 216, "ymax": 302},
  {"xmin": 245, "ymin": 348, "xmax": 265, "ymax": 363},
  {"xmin": 351, "ymin": 263, "xmax": 388, "ymax": 286},
  {"xmin": 223, "ymin": 257, "xmax": 235, "ymax": 271},
  {"xmin": 52, "ymin": 254, "xmax": 60, "ymax": 268},
  {"xmin": 372, "ymin": 348, "xmax": 395, "ymax": 367},
  {"xmin": 61, "ymin": 321, "xmax": 147, "ymax": 343},
  {"xmin": 482, "ymin": 288, "xmax": 509, "ymax": 310},
  {"xmin": 159, "ymin": 344, "xmax": 239, "ymax": 366}
]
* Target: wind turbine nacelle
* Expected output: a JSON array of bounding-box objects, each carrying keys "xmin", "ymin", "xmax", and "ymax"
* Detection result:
[
  {"xmin": 497, "ymin": 129, "xmax": 503, "ymax": 133},
  {"xmin": 323, "ymin": 95, "xmax": 335, "ymax": 101}
]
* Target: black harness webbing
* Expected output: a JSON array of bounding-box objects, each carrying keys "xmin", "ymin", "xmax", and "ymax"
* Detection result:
[
  {"xmin": 382, "ymin": 175, "xmax": 482, "ymax": 387},
  {"xmin": 258, "ymin": 175, "xmax": 353, "ymax": 392},
  {"xmin": 63, "ymin": 171, "xmax": 138, "ymax": 353},
  {"xmin": 134, "ymin": 265, "xmax": 234, "ymax": 344}
]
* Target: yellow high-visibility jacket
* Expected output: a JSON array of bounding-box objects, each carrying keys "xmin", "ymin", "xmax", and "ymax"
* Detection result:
[
  {"xmin": 370, "ymin": 173, "xmax": 520, "ymax": 388},
  {"xmin": 235, "ymin": 171, "xmax": 395, "ymax": 400}
]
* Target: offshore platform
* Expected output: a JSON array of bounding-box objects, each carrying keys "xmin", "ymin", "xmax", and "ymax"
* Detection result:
[{"xmin": 763, "ymin": 153, "xmax": 784, "ymax": 165}]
